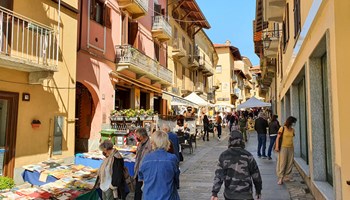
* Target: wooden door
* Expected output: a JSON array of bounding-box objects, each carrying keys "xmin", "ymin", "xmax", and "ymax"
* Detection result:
[{"xmin": 0, "ymin": 91, "xmax": 18, "ymax": 178}]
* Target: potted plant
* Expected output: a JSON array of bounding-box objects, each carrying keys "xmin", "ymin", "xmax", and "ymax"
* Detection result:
[{"xmin": 0, "ymin": 176, "xmax": 14, "ymax": 190}]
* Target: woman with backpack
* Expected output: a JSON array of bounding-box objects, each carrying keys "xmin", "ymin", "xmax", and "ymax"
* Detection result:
[{"xmin": 215, "ymin": 112, "xmax": 223, "ymax": 140}]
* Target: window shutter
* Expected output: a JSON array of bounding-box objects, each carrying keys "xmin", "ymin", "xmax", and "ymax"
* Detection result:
[{"xmin": 105, "ymin": 6, "xmax": 112, "ymax": 29}]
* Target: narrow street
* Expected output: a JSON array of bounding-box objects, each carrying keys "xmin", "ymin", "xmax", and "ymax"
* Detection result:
[{"xmin": 178, "ymin": 128, "xmax": 314, "ymax": 200}]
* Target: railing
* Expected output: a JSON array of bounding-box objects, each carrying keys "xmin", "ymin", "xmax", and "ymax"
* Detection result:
[
  {"xmin": 172, "ymin": 38, "xmax": 186, "ymax": 53},
  {"xmin": 115, "ymin": 45, "xmax": 172, "ymax": 83},
  {"xmin": 136, "ymin": 0, "xmax": 149, "ymax": 13},
  {"xmin": 152, "ymin": 16, "xmax": 171, "ymax": 37},
  {"xmin": 0, "ymin": 6, "xmax": 58, "ymax": 70}
]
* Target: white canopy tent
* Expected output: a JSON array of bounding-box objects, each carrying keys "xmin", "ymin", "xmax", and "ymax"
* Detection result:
[
  {"xmin": 237, "ymin": 96, "xmax": 271, "ymax": 110},
  {"xmin": 215, "ymin": 102, "xmax": 235, "ymax": 108},
  {"xmin": 184, "ymin": 92, "xmax": 211, "ymax": 107}
]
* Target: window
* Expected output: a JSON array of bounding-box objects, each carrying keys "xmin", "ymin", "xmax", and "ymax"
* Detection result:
[
  {"xmin": 282, "ymin": 3, "xmax": 290, "ymax": 52},
  {"xmin": 298, "ymin": 78, "xmax": 308, "ymax": 164},
  {"xmin": 53, "ymin": 116, "xmax": 64, "ymax": 155},
  {"xmin": 321, "ymin": 53, "xmax": 333, "ymax": 185},
  {"xmin": 294, "ymin": 0, "xmax": 301, "ymax": 39},
  {"xmin": 154, "ymin": 43, "xmax": 160, "ymax": 62},
  {"xmin": 216, "ymin": 65, "xmax": 222, "ymax": 73},
  {"xmin": 90, "ymin": 0, "xmax": 111, "ymax": 28}
]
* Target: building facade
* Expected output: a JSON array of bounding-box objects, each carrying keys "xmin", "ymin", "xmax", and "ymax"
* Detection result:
[
  {"xmin": 254, "ymin": 0, "xmax": 350, "ymax": 199},
  {"xmin": 214, "ymin": 41, "xmax": 243, "ymax": 108},
  {"xmin": 0, "ymin": 0, "xmax": 78, "ymax": 183},
  {"xmin": 165, "ymin": 0, "xmax": 214, "ymax": 111},
  {"xmin": 76, "ymin": 0, "xmax": 172, "ymax": 152}
]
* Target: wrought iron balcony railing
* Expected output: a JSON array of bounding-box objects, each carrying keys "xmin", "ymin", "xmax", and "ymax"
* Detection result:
[
  {"xmin": 0, "ymin": 6, "xmax": 58, "ymax": 71},
  {"xmin": 115, "ymin": 45, "xmax": 172, "ymax": 84}
]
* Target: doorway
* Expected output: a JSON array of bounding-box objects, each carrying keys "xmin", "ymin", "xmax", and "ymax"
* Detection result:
[
  {"xmin": 75, "ymin": 83, "xmax": 94, "ymax": 153},
  {"xmin": 0, "ymin": 91, "xmax": 18, "ymax": 178}
]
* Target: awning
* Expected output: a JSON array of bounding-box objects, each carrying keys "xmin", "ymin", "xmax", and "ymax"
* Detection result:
[
  {"xmin": 184, "ymin": 92, "xmax": 211, "ymax": 107},
  {"xmin": 162, "ymin": 91, "xmax": 198, "ymax": 107}
]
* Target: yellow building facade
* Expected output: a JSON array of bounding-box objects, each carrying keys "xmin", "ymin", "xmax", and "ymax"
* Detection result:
[
  {"xmin": 166, "ymin": 0, "xmax": 214, "ymax": 111},
  {"xmin": 254, "ymin": 0, "xmax": 350, "ymax": 199},
  {"xmin": 0, "ymin": 0, "xmax": 77, "ymax": 183}
]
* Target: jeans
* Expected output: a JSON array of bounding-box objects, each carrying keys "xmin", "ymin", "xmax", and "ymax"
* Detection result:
[
  {"xmin": 257, "ymin": 134, "xmax": 267, "ymax": 157},
  {"xmin": 267, "ymin": 135, "xmax": 277, "ymax": 157},
  {"xmin": 217, "ymin": 125, "xmax": 222, "ymax": 138}
]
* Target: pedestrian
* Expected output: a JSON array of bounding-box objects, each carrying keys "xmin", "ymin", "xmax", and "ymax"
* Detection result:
[
  {"xmin": 162, "ymin": 124, "xmax": 180, "ymax": 161},
  {"xmin": 203, "ymin": 114, "xmax": 210, "ymax": 141},
  {"xmin": 254, "ymin": 112, "xmax": 269, "ymax": 158},
  {"xmin": 96, "ymin": 140, "xmax": 127, "ymax": 200},
  {"xmin": 138, "ymin": 131, "xmax": 180, "ymax": 200},
  {"xmin": 134, "ymin": 128, "xmax": 152, "ymax": 200},
  {"xmin": 162, "ymin": 124, "xmax": 180, "ymax": 189},
  {"xmin": 239, "ymin": 115, "xmax": 248, "ymax": 142},
  {"xmin": 275, "ymin": 116, "xmax": 297, "ymax": 185},
  {"xmin": 267, "ymin": 115, "xmax": 280, "ymax": 160},
  {"xmin": 211, "ymin": 130, "xmax": 262, "ymax": 200},
  {"xmin": 215, "ymin": 112, "xmax": 223, "ymax": 140}
]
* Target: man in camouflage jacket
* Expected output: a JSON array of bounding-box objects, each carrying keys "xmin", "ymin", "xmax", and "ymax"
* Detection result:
[{"xmin": 211, "ymin": 130, "xmax": 262, "ymax": 200}]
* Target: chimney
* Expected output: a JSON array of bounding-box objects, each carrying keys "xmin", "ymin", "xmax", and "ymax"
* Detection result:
[{"xmin": 225, "ymin": 40, "xmax": 231, "ymax": 46}]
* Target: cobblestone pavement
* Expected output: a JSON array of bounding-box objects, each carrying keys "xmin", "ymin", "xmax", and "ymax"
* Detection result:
[{"xmin": 177, "ymin": 128, "xmax": 314, "ymax": 200}]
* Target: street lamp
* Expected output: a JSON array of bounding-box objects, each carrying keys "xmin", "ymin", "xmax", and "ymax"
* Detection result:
[{"xmin": 263, "ymin": 36, "xmax": 272, "ymax": 50}]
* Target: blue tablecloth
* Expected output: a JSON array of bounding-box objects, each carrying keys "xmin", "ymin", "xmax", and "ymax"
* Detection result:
[
  {"xmin": 74, "ymin": 154, "xmax": 135, "ymax": 177},
  {"xmin": 22, "ymin": 170, "xmax": 58, "ymax": 186}
]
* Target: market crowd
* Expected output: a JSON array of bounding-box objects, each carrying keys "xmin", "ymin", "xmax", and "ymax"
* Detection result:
[{"xmin": 96, "ymin": 108, "xmax": 298, "ymax": 200}]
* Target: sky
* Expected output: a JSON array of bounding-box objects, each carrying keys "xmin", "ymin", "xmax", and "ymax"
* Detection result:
[{"xmin": 196, "ymin": 0, "xmax": 259, "ymax": 66}]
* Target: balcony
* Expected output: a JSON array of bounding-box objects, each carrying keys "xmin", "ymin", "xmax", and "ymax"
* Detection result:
[
  {"xmin": 172, "ymin": 38, "xmax": 186, "ymax": 59},
  {"xmin": 194, "ymin": 82, "xmax": 204, "ymax": 94},
  {"xmin": 152, "ymin": 16, "xmax": 171, "ymax": 42},
  {"xmin": 181, "ymin": 79, "xmax": 193, "ymax": 95},
  {"xmin": 187, "ymin": 55, "xmax": 199, "ymax": 70},
  {"xmin": 115, "ymin": 45, "xmax": 172, "ymax": 86},
  {"xmin": 0, "ymin": 6, "xmax": 58, "ymax": 82},
  {"xmin": 232, "ymin": 74, "xmax": 238, "ymax": 83},
  {"xmin": 264, "ymin": 0, "xmax": 286, "ymax": 22},
  {"xmin": 117, "ymin": 0, "xmax": 148, "ymax": 19},
  {"xmin": 263, "ymin": 30, "xmax": 281, "ymax": 58},
  {"xmin": 244, "ymin": 80, "xmax": 253, "ymax": 89}
]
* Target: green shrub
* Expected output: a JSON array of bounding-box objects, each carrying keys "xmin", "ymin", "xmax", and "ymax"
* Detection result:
[{"xmin": 0, "ymin": 176, "xmax": 15, "ymax": 190}]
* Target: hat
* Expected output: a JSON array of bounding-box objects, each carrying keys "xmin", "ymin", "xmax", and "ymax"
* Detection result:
[{"xmin": 229, "ymin": 130, "xmax": 243, "ymax": 140}]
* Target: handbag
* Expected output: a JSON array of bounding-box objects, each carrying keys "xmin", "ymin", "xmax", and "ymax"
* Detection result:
[{"xmin": 274, "ymin": 127, "xmax": 285, "ymax": 151}]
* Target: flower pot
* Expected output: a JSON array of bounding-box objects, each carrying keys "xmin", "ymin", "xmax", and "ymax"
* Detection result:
[{"xmin": 31, "ymin": 124, "xmax": 40, "ymax": 128}]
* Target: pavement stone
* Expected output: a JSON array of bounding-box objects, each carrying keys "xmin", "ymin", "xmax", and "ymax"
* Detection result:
[{"xmin": 128, "ymin": 128, "xmax": 314, "ymax": 200}]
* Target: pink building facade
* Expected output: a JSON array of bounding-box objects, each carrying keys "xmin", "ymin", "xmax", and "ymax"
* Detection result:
[{"xmin": 76, "ymin": 0, "xmax": 172, "ymax": 152}]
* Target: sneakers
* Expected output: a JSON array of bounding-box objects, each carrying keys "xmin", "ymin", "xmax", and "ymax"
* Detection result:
[
  {"xmin": 261, "ymin": 156, "xmax": 268, "ymax": 159},
  {"xmin": 268, "ymin": 156, "xmax": 272, "ymax": 160}
]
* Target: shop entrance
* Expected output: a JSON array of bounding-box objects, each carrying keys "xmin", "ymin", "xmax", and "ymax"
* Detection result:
[
  {"xmin": 75, "ymin": 83, "xmax": 94, "ymax": 153},
  {"xmin": 115, "ymin": 87, "xmax": 131, "ymax": 110},
  {"xmin": 0, "ymin": 91, "xmax": 18, "ymax": 178}
]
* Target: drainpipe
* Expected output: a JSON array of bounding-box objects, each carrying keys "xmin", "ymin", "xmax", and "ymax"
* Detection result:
[{"xmin": 56, "ymin": 0, "xmax": 61, "ymax": 65}]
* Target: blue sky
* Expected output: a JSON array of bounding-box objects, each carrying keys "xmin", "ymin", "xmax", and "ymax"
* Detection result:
[{"xmin": 196, "ymin": 0, "xmax": 259, "ymax": 66}]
